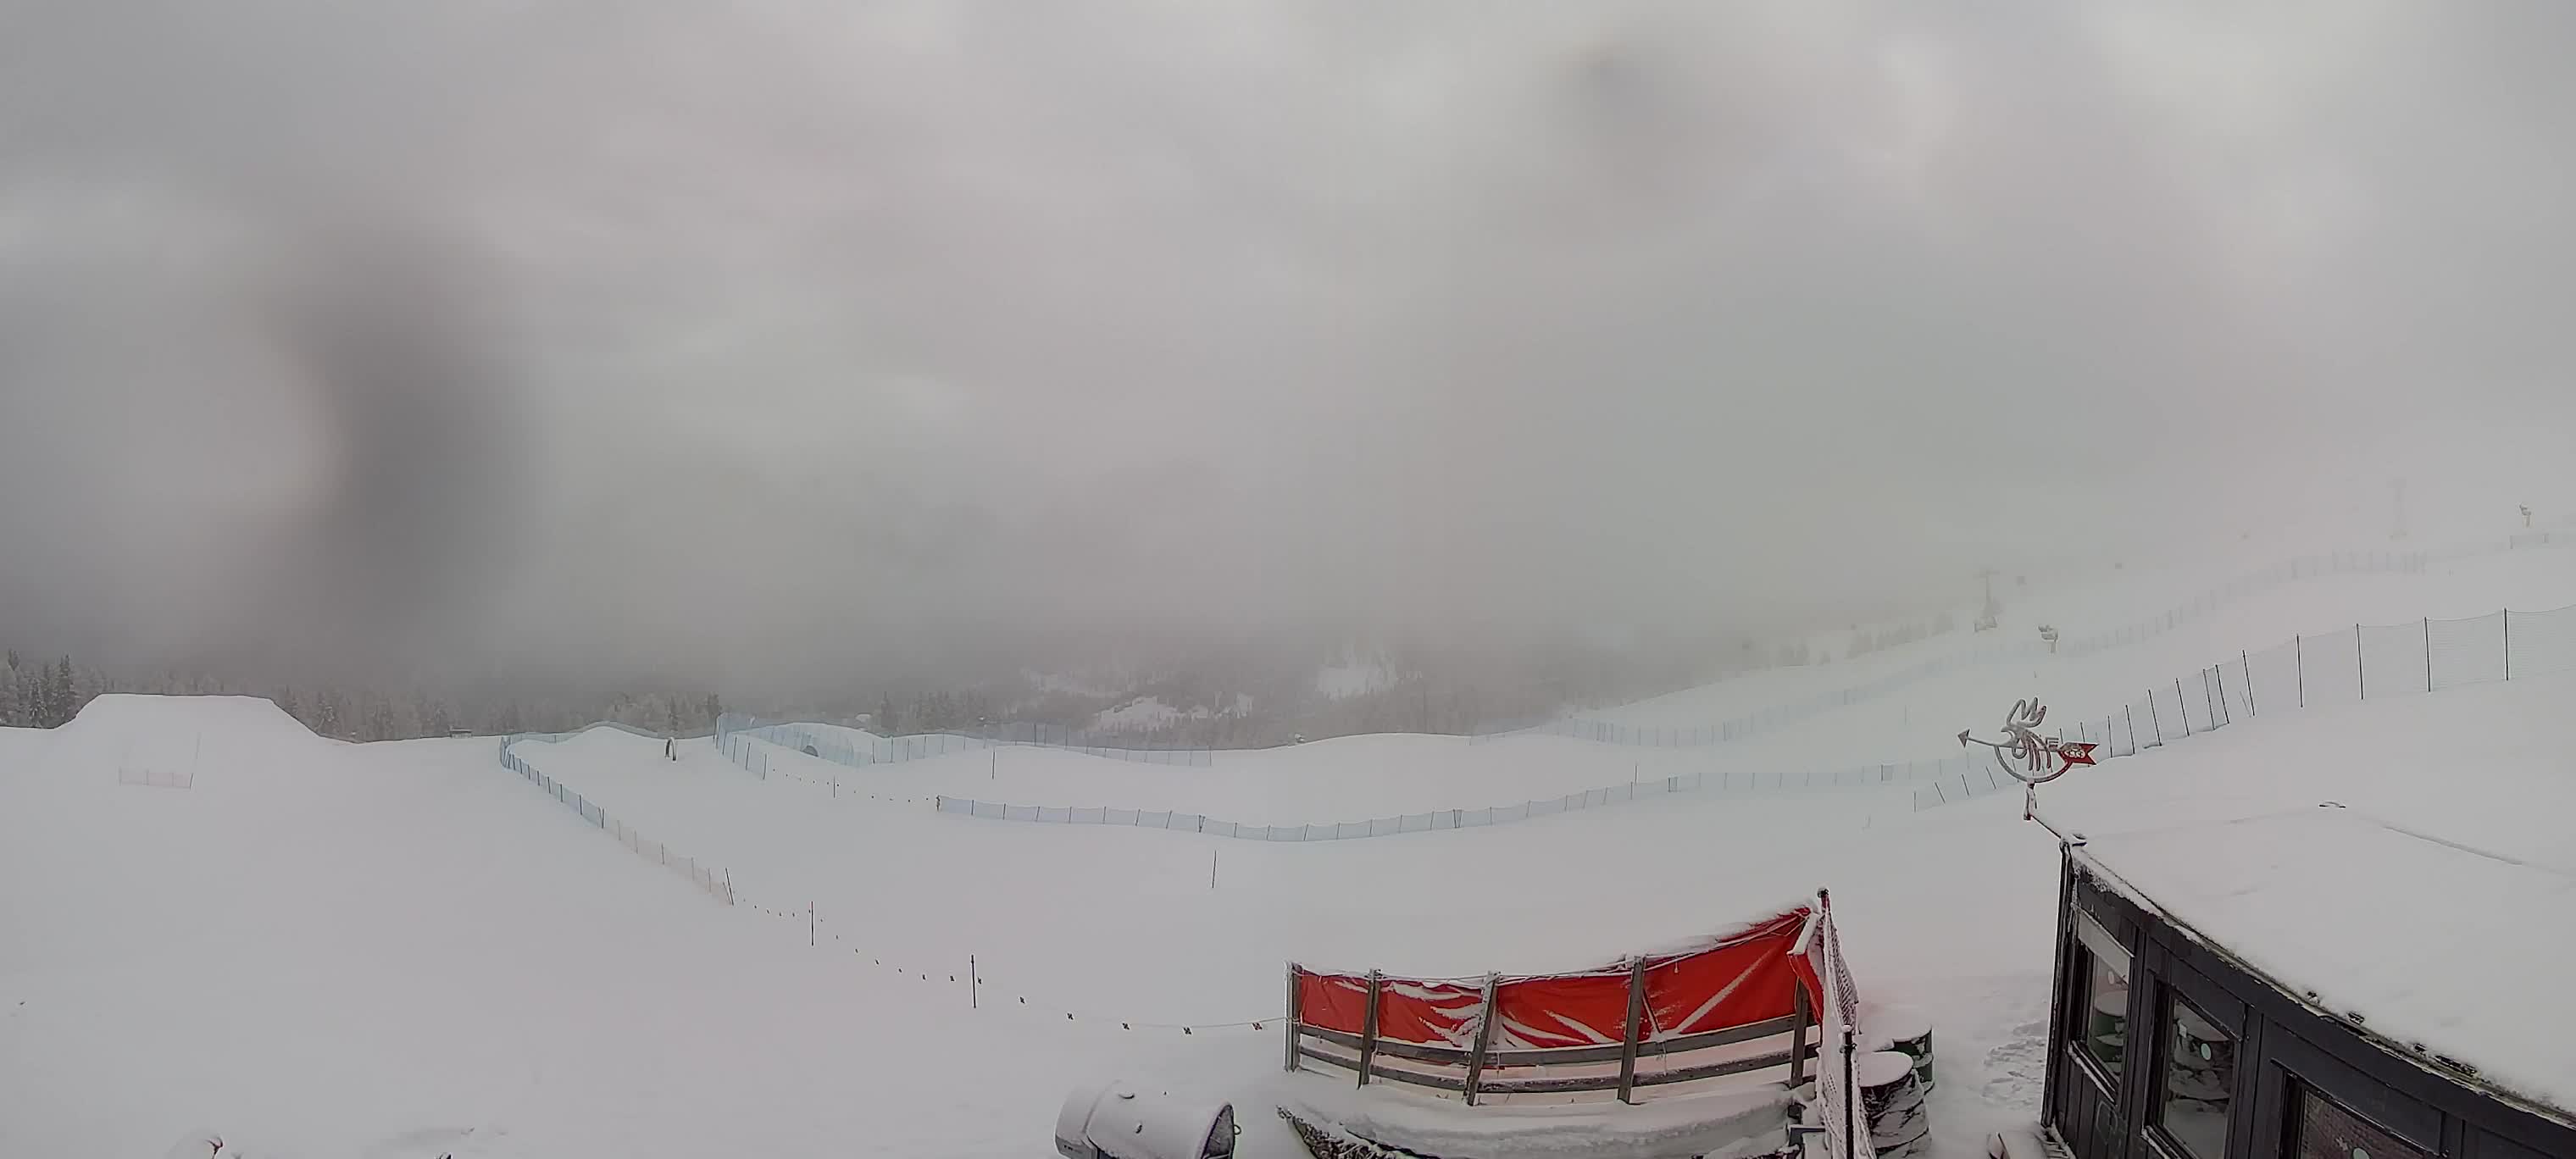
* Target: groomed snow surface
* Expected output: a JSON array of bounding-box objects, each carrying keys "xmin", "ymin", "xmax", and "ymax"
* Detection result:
[{"xmin": 3, "ymin": 541, "xmax": 2570, "ymax": 1156}]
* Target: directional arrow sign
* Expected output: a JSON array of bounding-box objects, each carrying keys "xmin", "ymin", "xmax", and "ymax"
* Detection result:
[{"xmin": 2057, "ymin": 741, "xmax": 2099, "ymax": 773}]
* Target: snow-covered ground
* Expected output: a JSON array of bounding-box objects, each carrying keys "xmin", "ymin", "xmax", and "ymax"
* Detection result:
[{"xmin": 3, "ymin": 538, "xmax": 2568, "ymax": 1156}]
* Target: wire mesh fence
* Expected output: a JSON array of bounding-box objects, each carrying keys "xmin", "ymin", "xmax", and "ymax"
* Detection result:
[
  {"xmin": 1912, "ymin": 601, "xmax": 2573, "ymax": 812},
  {"xmin": 714, "ymin": 714, "xmax": 1214, "ymax": 773},
  {"xmin": 1473, "ymin": 546, "xmax": 2459, "ymax": 748},
  {"xmin": 498, "ymin": 729, "xmax": 736, "ymax": 904},
  {"xmin": 933, "ymin": 756, "xmax": 1970, "ymax": 842}
]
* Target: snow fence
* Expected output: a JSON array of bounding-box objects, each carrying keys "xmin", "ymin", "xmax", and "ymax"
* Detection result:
[
  {"xmin": 1479, "ymin": 546, "xmax": 2451, "ymax": 747},
  {"xmin": 932, "ymin": 755, "xmax": 1962, "ymax": 842},
  {"xmin": 714, "ymin": 714, "xmax": 1213, "ymax": 773},
  {"xmin": 498, "ymin": 729, "xmax": 736, "ymax": 905},
  {"xmin": 1482, "ymin": 535, "xmax": 2576, "ymax": 748},
  {"xmin": 1913, "ymin": 598, "xmax": 2576, "ymax": 812}
]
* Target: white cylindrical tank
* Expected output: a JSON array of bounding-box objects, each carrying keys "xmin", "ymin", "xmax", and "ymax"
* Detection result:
[{"xmin": 1056, "ymin": 1082, "xmax": 1237, "ymax": 1159}]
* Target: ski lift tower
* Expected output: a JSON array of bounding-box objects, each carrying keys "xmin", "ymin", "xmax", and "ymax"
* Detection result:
[{"xmin": 1974, "ymin": 567, "xmax": 2002, "ymax": 633}]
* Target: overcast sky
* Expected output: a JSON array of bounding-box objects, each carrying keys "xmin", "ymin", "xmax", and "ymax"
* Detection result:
[{"xmin": 3, "ymin": 1, "xmax": 2573, "ymax": 688}]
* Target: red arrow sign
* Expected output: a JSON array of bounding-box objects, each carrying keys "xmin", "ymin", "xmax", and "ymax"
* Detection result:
[{"xmin": 2056, "ymin": 741, "xmax": 2099, "ymax": 773}]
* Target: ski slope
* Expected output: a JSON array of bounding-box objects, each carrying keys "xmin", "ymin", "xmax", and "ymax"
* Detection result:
[{"xmin": 3, "ymin": 539, "xmax": 2570, "ymax": 1156}]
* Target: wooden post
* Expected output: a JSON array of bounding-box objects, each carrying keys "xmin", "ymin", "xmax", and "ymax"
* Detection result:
[
  {"xmin": 1283, "ymin": 964, "xmax": 1303, "ymax": 1073},
  {"xmin": 1463, "ymin": 973, "xmax": 1501, "ymax": 1106},
  {"xmin": 2424, "ymin": 618, "xmax": 2434, "ymax": 690},
  {"xmin": 2242, "ymin": 651, "xmax": 2256, "ymax": 714},
  {"xmin": 2146, "ymin": 690, "xmax": 2162, "ymax": 742},
  {"xmin": 1357, "ymin": 971, "xmax": 1384, "ymax": 1088},
  {"xmin": 2357, "ymin": 624, "xmax": 2367, "ymax": 699},
  {"xmin": 2174, "ymin": 678, "xmax": 2189, "ymax": 732},
  {"xmin": 969, "ymin": 955, "xmax": 977, "ymax": 1009},
  {"xmin": 2505, "ymin": 610, "xmax": 2513, "ymax": 679},
  {"xmin": 2296, "ymin": 634, "xmax": 2306, "ymax": 707},
  {"xmin": 1617, "ymin": 956, "xmax": 1650, "ymax": 1104},
  {"xmin": 1790, "ymin": 979, "xmax": 1813, "ymax": 1088}
]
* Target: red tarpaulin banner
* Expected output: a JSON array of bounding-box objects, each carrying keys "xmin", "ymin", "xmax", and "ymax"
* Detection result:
[{"xmin": 1295, "ymin": 904, "xmax": 1831, "ymax": 1051}]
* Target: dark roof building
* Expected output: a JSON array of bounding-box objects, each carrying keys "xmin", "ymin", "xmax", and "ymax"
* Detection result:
[{"xmin": 2040, "ymin": 805, "xmax": 2575, "ymax": 1158}]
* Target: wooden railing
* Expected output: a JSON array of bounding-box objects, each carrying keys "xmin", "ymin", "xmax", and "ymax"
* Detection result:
[{"xmin": 1286, "ymin": 962, "xmax": 1821, "ymax": 1106}]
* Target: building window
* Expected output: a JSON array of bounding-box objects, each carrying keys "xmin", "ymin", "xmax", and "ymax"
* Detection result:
[
  {"xmin": 2074, "ymin": 911, "xmax": 2131, "ymax": 1084},
  {"xmin": 2292, "ymin": 1083, "xmax": 2432, "ymax": 1159},
  {"xmin": 2154, "ymin": 995, "xmax": 2235, "ymax": 1157}
]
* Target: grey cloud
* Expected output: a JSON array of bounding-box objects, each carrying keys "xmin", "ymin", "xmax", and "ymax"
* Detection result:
[{"xmin": 3, "ymin": 1, "xmax": 2573, "ymax": 690}]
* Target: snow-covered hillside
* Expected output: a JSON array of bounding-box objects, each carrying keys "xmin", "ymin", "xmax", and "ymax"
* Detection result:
[{"xmin": 3, "ymin": 538, "xmax": 2570, "ymax": 1157}]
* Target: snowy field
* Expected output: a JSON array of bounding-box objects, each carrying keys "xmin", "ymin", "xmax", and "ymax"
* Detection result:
[{"xmin": 3, "ymin": 540, "xmax": 2569, "ymax": 1156}]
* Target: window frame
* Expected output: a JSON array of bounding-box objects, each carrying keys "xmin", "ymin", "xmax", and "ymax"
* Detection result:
[
  {"xmin": 2285, "ymin": 1074, "xmax": 2437, "ymax": 1159},
  {"xmin": 2151, "ymin": 983, "xmax": 2241, "ymax": 1159},
  {"xmin": 2067, "ymin": 908, "xmax": 2134, "ymax": 1099}
]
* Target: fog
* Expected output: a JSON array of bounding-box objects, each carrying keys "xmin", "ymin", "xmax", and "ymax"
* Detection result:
[{"xmin": 4, "ymin": 2, "xmax": 2574, "ymax": 698}]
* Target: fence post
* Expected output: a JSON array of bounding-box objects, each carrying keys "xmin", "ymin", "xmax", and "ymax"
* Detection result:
[
  {"xmin": 2296, "ymin": 635, "xmax": 2306, "ymax": 707},
  {"xmin": 1464, "ymin": 973, "xmax": 1502, "ymax": 1106},
  {"xmin": 2174, "ymin": 678, "xmax": 2190, "ymax": 733},
  {"xmin": 2504, "ymin": 609, "xmax": 2512, "ymax": 679},
  {"xmin": 1617, "ymin": 955, "xmax": 1650, "ymax": 1105},
  {"xmin": 2243, "ymin": 651, "xmax": 2256, "ymax": 714},
  {"xmin": 1283, "ymin": 964, "xmax": 1303, "ymax": 1073},
  {"xmin": 1356, "ymin": 970, "xmax": 1384, "ymax": 1088},
  {"xmin": 2356, "ymin": 624, "xmax": 2367, "ymax": 700},
  {"xmin": 2205, "ymin": 668, "xmax": 2219, "ymax": 726},
  {"xmin": 1790, "ymin": 979, "xmax": 1813, "ymax": 1089},
  {"xmin": 1841, "ymin": 1025, "xmax": 1861, "ymax": 1159},
  {"xmin": 2125, "ymin": 705, "xmax": 2139, "ymax": 754},
  {"xmin": 2423, "ymin": 618, "xmax": 2434, "ymax": 690},
  {"xmin": 2147, "ymin": 691, "xmax": 2162, "ymax": 743}
]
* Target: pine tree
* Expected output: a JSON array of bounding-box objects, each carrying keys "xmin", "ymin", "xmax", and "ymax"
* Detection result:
[
  {"xmin": 275, "ymin": 687, "xmax": 302, "ymax": 724},
  {"xmin": 364, "ymin": 695, "xmax": 399, "ymax": 742},
  {"xmin": 0, "ymin": 655, "xmax": 19, "ymax": 728},
  {"xmin": 47, "ymin": 657, "xmax": 76, "ymax": 727},
  {"xmin": 876, "ymin": 692, "xmax": 898, "ymax": 735}
]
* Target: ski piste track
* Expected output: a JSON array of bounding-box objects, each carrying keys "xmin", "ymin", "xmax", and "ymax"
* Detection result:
[{"xmin": 8, "ymin": 528, "xmax": 2575, "ymax": 1157}]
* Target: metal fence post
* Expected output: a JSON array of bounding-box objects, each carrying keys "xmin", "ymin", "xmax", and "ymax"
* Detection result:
[
  {"xmin": 2356, "ymin": 623, "xmax": 2367, "ymax": 700},
  {"xmin": 1284, "ymin": 963, "xmax": 1302, "ymax": 1073},
  {"xmin": 2296, "ymin": 634, "xmax": 2306, "ymax": 707},
  {"xmin": 1841, "ymin": 1025, "xmax": 1860, "ymax": 1159},
  {"xmin": 2424, "ymin": 618, "xmax": 2434, "ymax": 690},
  {"xmin": 2174, "ymin": 678, "xmax": 2190, "ymax": 733},
  {"xmin": 2242, "ymin": 651, "xmax": 2256, "ymax": 714},
  {"xmin": 2505, "ymin": 609, "xmax": 2513, "ymax": 679}
]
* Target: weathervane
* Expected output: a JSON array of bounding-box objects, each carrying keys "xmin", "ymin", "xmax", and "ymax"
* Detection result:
[{"xmin": 1957, "ymin": 698, "xmax": 2097, "ymax": 785}]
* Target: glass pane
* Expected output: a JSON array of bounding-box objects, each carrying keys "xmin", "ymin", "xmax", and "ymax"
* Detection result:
[
  {"xmin": 2157, "ymin": 995, "xmax": 2235, "ymax": 1157},
  {"xmin": 2294, "ymin": 1084, "xmax": 2432, "ymax": 1159},
  {"xmin": 2079, "ymin": 947, "xmax": 2130, "ymax": 1082}
]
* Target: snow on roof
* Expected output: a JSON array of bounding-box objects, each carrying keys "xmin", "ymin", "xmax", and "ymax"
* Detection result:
[{"xmin": 2039, "ymin": 675, "xmax": 2576, "ymax": 1121}]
